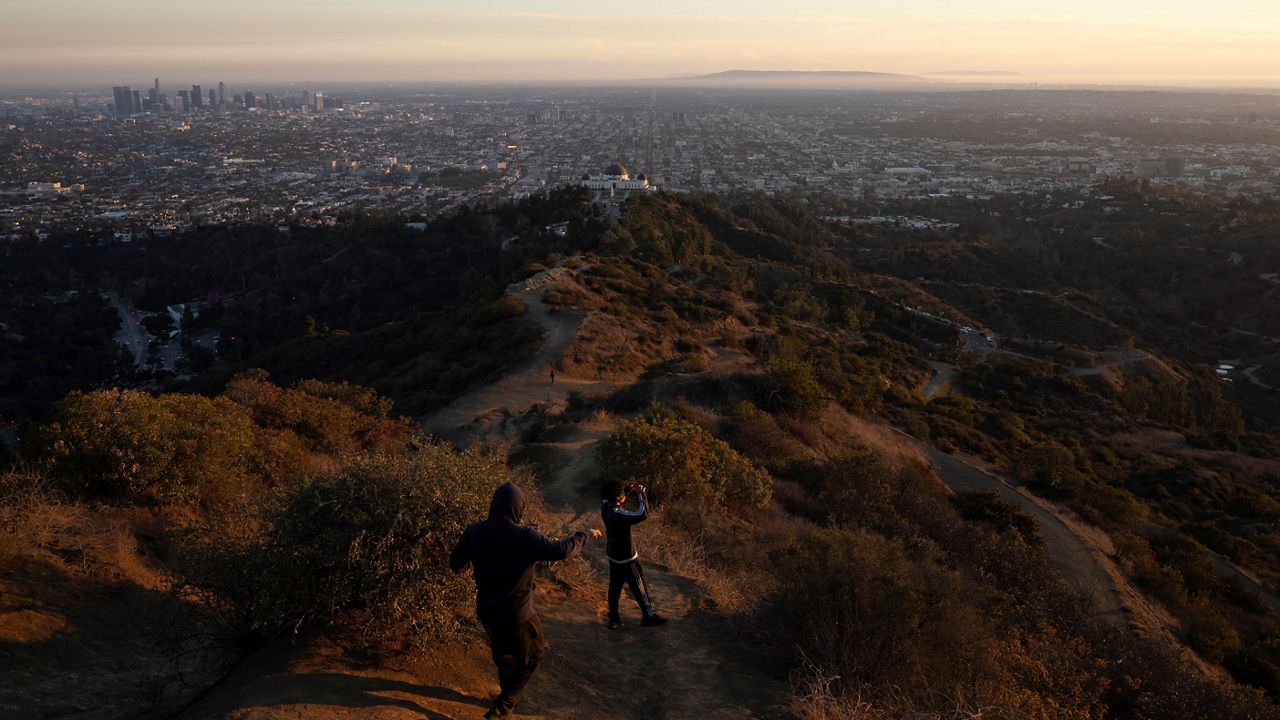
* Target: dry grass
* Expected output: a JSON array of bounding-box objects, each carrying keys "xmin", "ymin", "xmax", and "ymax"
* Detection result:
[
  {"xmin": 559, "ymin": 311, "xmax": 673, "ymax": 380},
  {"xmin": 642, "ymin": 514, "xmax": 750, "ymax": 613},
  {"xmin": 1115, "ymin": 427, "xmax": 1280, "ymax": 481},
  {"xmin": 791, "ymin": 657, "xmax": 1009, "ymax": 720},
  {"xmin": 540, "ymin": 273, "xmax": 595, "ymax": 310},
  {"xmin": 762, "ymin": 404, "xmax": 938, "ymax": 482},
  {"xmin": 0, "ymin": 471, "xmax": 143, "ymax": 579}
]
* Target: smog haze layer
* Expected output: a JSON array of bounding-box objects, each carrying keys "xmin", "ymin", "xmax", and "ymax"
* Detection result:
[{"xmin": 3, "ymin": 0, "xmax": 1279, "ymax": 89}]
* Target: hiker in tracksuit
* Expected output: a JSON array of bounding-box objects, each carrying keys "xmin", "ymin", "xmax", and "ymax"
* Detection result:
[
  {"xmin": 450, "ymin": 483, "xmax": 601, "ymax": 719},
  {"xmin": 600, "ymin": 480, "xmax": 668, "ymax": 630}
]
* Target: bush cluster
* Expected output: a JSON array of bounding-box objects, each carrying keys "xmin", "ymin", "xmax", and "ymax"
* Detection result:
[
  {"xmin": 32, "ymin": 389, "xmax": 257, "ymax": 506},
  {"xmin": 598, "ymin": 404, "xmax": 771, "ymax": 510},
  {"xmin": 182, "ymin": 445, "xmax": 509, "ymax": 648},
  {"xmin": 27, "ymin": 372, "xmax": 416, "ymax": 506}
]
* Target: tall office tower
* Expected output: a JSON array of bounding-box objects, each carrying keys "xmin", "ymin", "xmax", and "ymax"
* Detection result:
[
  {"xmin": 263, "ymin": 93, "xmax": 275, "ymax": 111},
  {"xmin": 148, "ymin": 87, "xmax": 158, "ymax": 105},
  {"xmin": 154, "ymin": 78, "xmax": 160, "ymax": 94},
  {"xmin": 218, "ymin": 81, "xmax": 225, "ymax": 107},
  {"xmin": 313, "ymin": 91, "xmax": 324, "ymax": 111},
  {"xmin": 192, "ymin": 84, "xmax": 203, "ymax": 107},
  {"xmin": 244, "ymin": 90, "xmax": 256, "ymax": 109},
  {"xmin": 177, "ymin": 90, "xmax": 190, "ymax": 111},
  {"xmin": 208, "ymin": 89, "xmax": 216, "ymax": 107},
  {"xmin": 131, "ymin": 89, "xmax": 142, "ymax": 115},
  {"xmin": 111, "ymin": 86, "xmax": 133, "ymax": 115}
]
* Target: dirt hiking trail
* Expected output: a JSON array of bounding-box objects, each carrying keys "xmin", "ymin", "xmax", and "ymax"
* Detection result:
[
  {"xmin": 421, "ymin": 265, "xmax": 612, "ymax": 443},
  {"xmin": 178, "ymin": 266, "xmax": 791, "ymax": 720}
]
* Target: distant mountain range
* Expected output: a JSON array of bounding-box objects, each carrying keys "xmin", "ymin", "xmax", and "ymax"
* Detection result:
[
  {"xmin": 659, "ymin": 69, "xmax": 932, "ymax": 88},
  {"xmin": 926, "ymin": 70, "xmax": 1023, "ymax": 77}
]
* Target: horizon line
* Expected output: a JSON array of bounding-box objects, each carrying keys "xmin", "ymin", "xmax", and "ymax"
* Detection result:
[{"xmin": 4, "ymin": 71, "xmax": 1280, "ymax": 96}]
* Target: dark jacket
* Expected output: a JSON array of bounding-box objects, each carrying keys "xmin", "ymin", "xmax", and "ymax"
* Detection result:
[
  {"xmin": 449, "ymin": 483, "xmax": 587, "ymax": 626},
  {"xmin": 601, "ymin": 488, "xmax": 647, "ymax": 563}
]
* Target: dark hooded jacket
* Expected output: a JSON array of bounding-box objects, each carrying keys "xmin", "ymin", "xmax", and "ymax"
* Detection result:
[{"xmin": 449, "ymin": 483, "xmax": 587, "ymax": 625}]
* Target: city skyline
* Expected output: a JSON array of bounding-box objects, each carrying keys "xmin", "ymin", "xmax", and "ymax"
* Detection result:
[{"xmin": 3, "ymin": 0, "xmax": 1280, "ymax": 88}]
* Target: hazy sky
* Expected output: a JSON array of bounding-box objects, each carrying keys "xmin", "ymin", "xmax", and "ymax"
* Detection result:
[{"xmin": 2, "ymin": 0, "xmax": 1278, "ymax": 87}]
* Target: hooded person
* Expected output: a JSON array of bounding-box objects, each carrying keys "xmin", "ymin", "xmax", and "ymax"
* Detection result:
[{"xmin": 450, "ymin": 483, "xmax": 600, "ymax": 719}]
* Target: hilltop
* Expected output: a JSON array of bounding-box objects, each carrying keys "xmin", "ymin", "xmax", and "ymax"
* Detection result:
[{"xmin": 2, "ymin": 187, "xmax": 1280, "ymax": 718}]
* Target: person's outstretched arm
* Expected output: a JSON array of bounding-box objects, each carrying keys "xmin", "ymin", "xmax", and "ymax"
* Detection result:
[
  {"xmin": 533, "ymin": 528, "xmax": 601, "ymax": 562},
  {"xmin": 449, "ymin": 527, "xmax": 472, "ymax": 573}
]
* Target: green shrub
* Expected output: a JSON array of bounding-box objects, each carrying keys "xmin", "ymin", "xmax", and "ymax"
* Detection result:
[
  {"xmin": 599, "ymin": 404, "xmax": 771, "ymax": 510},
  {"xmin": 33, "ymin": 389, "xmax": 257, "ymax": 506},
  {"xmin": 1014, "ymin": 442, "xmax": 1088, "ymax": 499},
  {"xmin": 927, "ymin": 394, "xmax": 976, "ymax": 426},
  {"xmin": 223, "ymin": 370, "xmax": 413, "ymax": 456},
  {"xmin": 476, "ymin": 294, "xmax": 528, "ymax": 324},
  {"xmin": 182, "ymin": 444, "xmax": 509, "ymax": 648},
  {"xmin": 1229, "ymin": 633, "xmax": 1280, "ymax": 698},
  {"xmin": 766, "ymin": 526, "xmax": 1008, "ymax": 709},
  {"xmin": 952, "ymin": 491, "xmax": 1044, "ymax": 547},
  {"xmin": 761, "ymin": 356, "xmax": 830, "ymax": 418},
  {"xmin": 768, "ymin": 282, "xmax": 827, "ymax": 322},
  {"xmin": 724, "ymin": 401, "xmax": 811, "ymax": 472}
]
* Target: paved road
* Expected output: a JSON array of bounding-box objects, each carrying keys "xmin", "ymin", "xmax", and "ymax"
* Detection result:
[
  {"xmin": 103, "ymin": 292, "xmax": 149, "ymax": 367},
  {"xmin": 1206, "ymin": 549, "xmax": 1280, "ymax": 617},
  {"xmin": 1066, "ymin": 350, "xmax": 1152, "ymax": 377},
  {"xmin": 905, "ymin": 431, "xmax": 1280, "ymax": 630},
  {"xmin": 1243, "ymin": 365, "xmax": 1275, "ymax": 391},
  {"xmin": 906, "ymin": 438, "xmax": 1130, "ymax": 623},
  {"xmin": 923, "ymin": 361, "xmax": 956, "ymax": 400},
  {"xmin": 922, "ymin": 328, "xmax": 996, "ymax": 400}
]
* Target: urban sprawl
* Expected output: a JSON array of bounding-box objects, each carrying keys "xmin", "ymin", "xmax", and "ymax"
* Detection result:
[{"xmin": 3, "ymin": 81, "xmax": 1280, "ymax": 237}]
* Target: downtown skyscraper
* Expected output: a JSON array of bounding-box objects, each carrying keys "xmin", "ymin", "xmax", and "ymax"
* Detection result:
[{"xmin": 111, "ymin": 86, "xmax": 134, "ymax": 115}]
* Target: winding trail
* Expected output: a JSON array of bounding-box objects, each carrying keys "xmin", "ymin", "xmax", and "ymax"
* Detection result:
[
  {"xmin": 924, "ymin": 348, "xmax": 1154, "ymax": 400},
  {"xmin": 899, "ymin": 434, "xmax": 1134, "ymax": 624},
  {"xmin": 508, "ymin": 423, "xmax": 791, "ymax": 720},
  {"xmin": 1206, "ymin": 550, "xmax": 1280, "ymax": 617},
  {"xmin": 923, "ymin": 361, "xmax": 956, "ymax": 400},
  {"xmin": 417, "ymin": 263, "xmax": 793, "ymax": 718},
  {"xmin": 420, "ymin": 265, "xmax": 611, "ymax": 443},
  {"xmin": 1243, "ymin": 365, "xmax": 1276, "ymax": 391},
  {"xmin": 901, "ymin": 431, "xmax": 1280, "ymax": 637}
]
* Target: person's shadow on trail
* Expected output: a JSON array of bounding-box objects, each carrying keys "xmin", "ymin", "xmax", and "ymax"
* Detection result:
[{"xmin": 220, "ymin": 672, "xmax": 488, "ymax": 719}]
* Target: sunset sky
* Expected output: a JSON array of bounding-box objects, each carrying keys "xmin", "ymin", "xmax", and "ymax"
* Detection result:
[{"xmin": 2, "ymin": 0, "xmax": 1278, "ymax": 87}]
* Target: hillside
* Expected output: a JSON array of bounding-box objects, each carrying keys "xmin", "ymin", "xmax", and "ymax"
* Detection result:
[{"xmin": 3, "ymin": 189, "xmax": 1280, "ymax": 719}]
